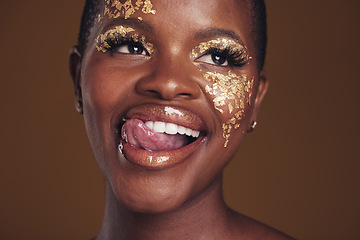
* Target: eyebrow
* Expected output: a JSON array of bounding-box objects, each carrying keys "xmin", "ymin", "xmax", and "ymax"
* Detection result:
[
  {"xmin": 103, "ymin": 18, "xmax": 154, "ymax": 33},
  {"xmin": 102, "ymin": 21, "xmax": 245, "ymax": 46},
  {"xmin": 194, "ymin": 28, "xmax": 245, "ymax": 45}
]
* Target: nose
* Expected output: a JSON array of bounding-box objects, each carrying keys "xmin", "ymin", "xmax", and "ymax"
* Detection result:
[{"xmin": 135, "ymin": 56, "xmax": 201, "ymax": 100}]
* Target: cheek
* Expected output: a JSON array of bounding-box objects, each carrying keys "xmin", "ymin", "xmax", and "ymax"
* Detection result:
[
  {"xmin": 202, "ymin": 70, "xmax": 254, "ymax": 147},
  {"xmin": 80, "ymin": 61, "xmax": 137, "ymax": 154},
  {"xmin": 82, "ymin": 61, "xmax": 134, "ymax": 116},
  {"xmin": 82, "ymin": 71, "xmax": 116, "ymax": 131}
]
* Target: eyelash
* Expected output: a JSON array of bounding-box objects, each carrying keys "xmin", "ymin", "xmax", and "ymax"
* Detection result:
[
  {"xmin": 98, "ymin": 34, "xmax": 248, "ymax": 67},
  {"xmin": 204, "ymin": 46, "xmax": 249, "ymax": 67},
  {"xmin": 98, "ymin": 34, "xmax": 150, "ymax": 55}
]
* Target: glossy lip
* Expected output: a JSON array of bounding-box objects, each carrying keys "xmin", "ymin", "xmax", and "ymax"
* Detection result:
[{"xmin": 115, "ymin": 104, "xmax": 208, "ymax": 169}]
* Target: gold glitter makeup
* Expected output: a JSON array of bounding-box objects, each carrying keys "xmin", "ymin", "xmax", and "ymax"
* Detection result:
[
  {"xmin": 203, "ymin": 71, "xmax": 254, "ymax": 147},
  {"xmin": 192, "ymin": 38, "xmax": 254, "ymax": 147},
  {"xmin": 192, "ymin": 38, "xmax": 251, "ymax": 67},
  {"xmin": 102, "ymin": 0, "xmax": 156, "ymax": 20},
  {"xmin": 95, "ymin": 25, "xmax": 154, "ymax": 54},
  {"xmin": 141, "ymin": 0, "xmax": 156, "ymax": 14}
]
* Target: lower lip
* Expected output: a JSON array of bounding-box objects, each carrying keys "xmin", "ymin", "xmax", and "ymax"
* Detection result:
[{"xmin": 119, "ymin": 136, "xmax": 206, "ymax": 169}]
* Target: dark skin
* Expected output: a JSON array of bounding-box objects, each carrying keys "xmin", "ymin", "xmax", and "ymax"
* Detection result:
[{"xmin": 69, "ymin": 0, "xmax": 294, "ymax": 239}]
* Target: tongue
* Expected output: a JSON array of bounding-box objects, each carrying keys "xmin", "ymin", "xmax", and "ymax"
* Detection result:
[{"xmin": 121, "ymin": 119, "xmax": 189, "ymax": 151}]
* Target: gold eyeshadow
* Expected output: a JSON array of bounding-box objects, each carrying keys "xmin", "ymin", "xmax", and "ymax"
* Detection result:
[
  {"xmin": 202, "ymin": 71, "xmax": 254, "ymax": 147},
  {"xmin": 192, "ymin": 38, "xmax": 251, "ymax": 66},
  {"xmin": 95, "ymin": 25, "xmax": 154, "ymax": 54},
  {"xmin": 98, "ymin": 0, "xmax": 156, "ymax": 21}
]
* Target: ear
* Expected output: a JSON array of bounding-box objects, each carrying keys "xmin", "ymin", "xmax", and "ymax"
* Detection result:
[
  {"xmin": 69, "ymin": 46, "xmax": 83, "ymax": 114},
  {"xmin": 248, "ymin": 69, "xmax": 269, "ymax": 131}
]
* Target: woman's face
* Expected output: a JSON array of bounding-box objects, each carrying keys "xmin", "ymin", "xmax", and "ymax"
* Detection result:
[{"xmin": 72, "ymin": 0, "xmax": 267, "ymax": 213}]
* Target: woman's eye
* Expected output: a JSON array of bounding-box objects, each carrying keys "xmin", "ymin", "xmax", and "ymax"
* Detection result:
[
  {"xmin": 116, "ymin": 42, "xmax": 147, "ymax": 55},
  {"xmin": 196, "ymin": 53, "xmax": 228, "ymax": 66}
]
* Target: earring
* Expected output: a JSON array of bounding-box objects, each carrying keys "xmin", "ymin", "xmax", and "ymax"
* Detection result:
[
  {"xmin": 75, "ymin": 100, "xmax": 83, "ymax": 114},
  {"xmin": 248, "ymin": 121, "xmax": 257, "ymax": 132}
]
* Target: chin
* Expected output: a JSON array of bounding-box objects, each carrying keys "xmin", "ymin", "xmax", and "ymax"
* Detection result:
[{"xmin": 110, "ymin": 179, "xmax": 191, "ymax": 214}]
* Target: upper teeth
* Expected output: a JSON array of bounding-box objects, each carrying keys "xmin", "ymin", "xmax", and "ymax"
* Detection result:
[{"xmin": 145, "ymin": 121, "xmax": 200, "ymax": 138}]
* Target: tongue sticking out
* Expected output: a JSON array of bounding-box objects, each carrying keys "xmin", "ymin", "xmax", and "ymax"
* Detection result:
[{"xmin": 121, "ymin": 119, "xmax": 189, "ymax": 151}]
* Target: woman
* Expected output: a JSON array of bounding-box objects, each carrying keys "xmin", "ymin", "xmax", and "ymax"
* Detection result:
[{"xmin": 69, "ymin": 0, "xmax": 294, "ymax": 239}]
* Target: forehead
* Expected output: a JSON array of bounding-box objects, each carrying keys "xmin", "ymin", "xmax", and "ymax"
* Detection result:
[
  {"xmin": 95, "ymin": 0, "xmax": 253, "ymax": 46},
  {"xmin": 147, "ymin": 0, "xmax": 250, "ymax": 23}
]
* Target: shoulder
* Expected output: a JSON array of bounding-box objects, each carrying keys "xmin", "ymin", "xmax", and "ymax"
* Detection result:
[{"xmin": 228, "ymin": 210, "xmax": 296, "ymax": 240}]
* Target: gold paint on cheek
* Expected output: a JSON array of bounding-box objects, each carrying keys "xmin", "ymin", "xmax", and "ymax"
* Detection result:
[
  {"xmin": 101, "ymin": 0, "xmax": 156, "ymax": 20},
  {"xmin": 203, "ymin": 71, "xmax": 254, "ymax": 147}
]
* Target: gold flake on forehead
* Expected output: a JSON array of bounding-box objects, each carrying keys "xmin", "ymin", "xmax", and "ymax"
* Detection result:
[
  {"xmin": 95, "ymin": 25, "xmax": 154, "ymax": 54},
  {"xmin": 203, "ymin": 71, "xmax": 254, "ymax": 147},
  {"xmin": 192, "ymin": 38, "xmax": 251, "ymax": 63},
  {"xmin": 141, "ymin": 0, "xmax": 156, "ymax": 14},
  {"xmin": 102, "ymin": 0, "xmax": 156, "ymax": 20}
]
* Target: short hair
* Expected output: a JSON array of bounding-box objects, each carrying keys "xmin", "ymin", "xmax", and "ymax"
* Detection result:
[
  {"xmin": 248, "ymin": 0, "xmax": 267, "ymax": 70},
  {"xmin": 78, "ymin": 0, "xmax": 103, "ymax": 56},
  {"xmin": 77, "ymin": 0, "xmax": 267, "ymax": 70}
]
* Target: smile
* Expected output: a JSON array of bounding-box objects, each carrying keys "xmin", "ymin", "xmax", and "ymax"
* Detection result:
[
  {"xmin": 144, "ymin": 121, "xmax": 200, "ymax": 138},
  {"xmin": 116, "ymin": 104, "xmax": 207, "ymax": 169}
]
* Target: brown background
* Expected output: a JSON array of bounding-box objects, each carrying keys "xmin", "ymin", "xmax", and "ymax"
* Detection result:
[{"xmin": 0, "ymin": 1, "xmax": 359, "ymax": 239}]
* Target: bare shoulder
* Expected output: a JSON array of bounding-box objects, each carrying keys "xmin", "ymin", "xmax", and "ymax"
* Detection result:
[{"xmin": 228, "ymin": 210, "xmax": 296, "ymax": 240}]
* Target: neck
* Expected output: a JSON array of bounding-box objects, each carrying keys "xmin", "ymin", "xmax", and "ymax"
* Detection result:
[{"xmin": 97, "ymin": 174, "xmax": 233, "ymax": 240}]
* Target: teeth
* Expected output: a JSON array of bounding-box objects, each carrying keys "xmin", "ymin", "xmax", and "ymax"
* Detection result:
[
  {"xmin": 178, "ymin": 125, "xmax": 186, "ymax": 135},
  {"xmin": 153, "ymin": 121, "xmax": 165, "ymax": 133},
  {"xmin": 145, "ymin": 121, "xmax": 154, "ymax": 130},
  {"xmin": 145, "ymin": 121, "xmax": 200, "ymax": 138},
  {"xmin": 165, "ymin": 123, "xmax": 178, "ymax": 135},
  {"xmin": 185, "ymin": 128, "xmax": 192, "ymax": 136},
  {"xmin": 192, "ymin": 130, "xmax": 200, "ymax": 138}
]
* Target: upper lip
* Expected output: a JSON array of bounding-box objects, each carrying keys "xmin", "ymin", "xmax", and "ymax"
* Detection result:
[{"xmin": 118, "ymin": 104, "xmax": 207, "ymax": 133}]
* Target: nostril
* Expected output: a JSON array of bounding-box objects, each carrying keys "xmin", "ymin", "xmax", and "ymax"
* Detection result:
[
  {"xmin": 145, "ymin": 89, "xmax": 162, "ymax": 98},
  {"xmin": 144, "ymin": 89, "xmax": 192, "ymax": 100},
  {"xmin": 179, "ymin": 93, "xmax": 191, "ymax": 97},
  {"xmin": 147, "ymin": 90, "xmax": 158, "ymax": 94}
]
